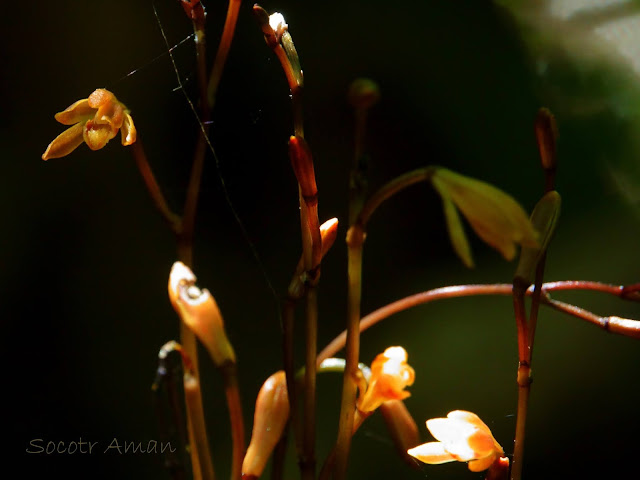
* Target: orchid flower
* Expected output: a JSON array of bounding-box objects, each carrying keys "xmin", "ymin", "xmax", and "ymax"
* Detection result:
[{"xmin": 42, "ymin": 88, "xmax": 136, "ymax": 160}]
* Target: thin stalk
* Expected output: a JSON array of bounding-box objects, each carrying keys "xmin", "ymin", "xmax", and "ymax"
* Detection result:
[
  {"xmin": 333, "ymin": 225, "xmax": 365, "ymax": 480},
  {"xmin": 184, "ymin": 372, "xmax": 216, "ymax": 480},
  {"xmin": 130, "ymin": 139, "xmax": 181, "ymax": 234},
  {"xmin": 511, "ymin": 363, "xmax": 531, "ymax": 480},
  {"xmin": 220, "ymin": 362, "xmax": 245, "ymax": 480},
  {"xmin": 281, "ymin": 297, "xmax": 301, "ymax": 455},
  {"xmin": 207, "ymin": 0, "xmax": 242, "ymax": 108},
  {"xmin": 317, "ymin": 282, "xmax": 640, "ymax": 364},
  {"xmin": 319, "ymin": 409, "xmax": 371, "ymax": 480},
  {"xmin": 302, "ymin": 287, "xmax": 319, "ymax": 480},
  {"xmin": 357, "ymin": 167, "xmax": 436, "ymax": 226},
  {"xmin": 348, "ymin": 107, "xmax": 367, "ymax": 226}
]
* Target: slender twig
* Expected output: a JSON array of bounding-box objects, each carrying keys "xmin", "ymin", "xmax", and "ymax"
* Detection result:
[
  {"xmin": 207, "ymin": 0, "xmax": 242, "ymax": 108},
  {"xmin": 318, "ymin": 282, "xmax": 640, "ymax": 364},
  {"xmin": 220, "ymin": 362, "xmax": 245, "ymax": 480},
  {"xmin": 130, "ymin": 139, "xmax": 182, "ymax": 234},
  {"xmin": 333, "ymin": 224, "xmax": 364, "ymax": 480}
]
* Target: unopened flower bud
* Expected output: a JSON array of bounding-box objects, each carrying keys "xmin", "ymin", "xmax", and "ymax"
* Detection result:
[
  {"xmin": 348, "ymin": 78, "xmax": 381, "ymax": 110},
  {"xmin": 242, "ymin": 371, "xmax": 290, "ymax": 478},
  {"xmin": 168, "ymin": 262, "xmax": 236, "ymax": 366}
]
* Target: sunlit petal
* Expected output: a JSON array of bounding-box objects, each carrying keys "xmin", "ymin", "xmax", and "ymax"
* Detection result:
[
  {"xmin": 407, "ymin": 442, "xmax": 456, "ymax": 464},
  {"xmin": 121, "ymin": 112, "xmax": 137, "ymax": 146},
  {"xmin": 468, "ymin": 453, "xmax": 496, "ymax": 472},
  {"xmin": 42, "ymin": 123, "xmax": 85, "ymax": 160},
  {"xmin": 54, "ymin": 98, "xmax": 94, "ymax": 125}
]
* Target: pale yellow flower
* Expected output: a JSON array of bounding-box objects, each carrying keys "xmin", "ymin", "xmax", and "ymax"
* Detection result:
[
  {"xmin": 357, "ymin": 346, "xmax": 415, "ymax": 413},
  {"xmin": 408, "ymin": 410, "xmax": 504, "ymax": 472},
  {"xmin": 42, "ymin": 88, "xmax": 136, "ymax": 160}
]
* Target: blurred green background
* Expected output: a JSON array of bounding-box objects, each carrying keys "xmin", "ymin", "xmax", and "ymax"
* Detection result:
[{"xmin": 3, "ymin": 0, "xmax": 639, "ymax": 479}]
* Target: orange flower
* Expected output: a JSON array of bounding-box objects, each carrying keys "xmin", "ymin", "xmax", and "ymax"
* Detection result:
[
  {"xmin": 357, "ymin": 346, "xmax": 415, "ymax": 413},
  {"xmin": 42, "ymin": 88, "xmax": 136, "ymax": 160},
  {"xmin": 407, "ymin": 410, "xmax": 504, "ymax": 472}
]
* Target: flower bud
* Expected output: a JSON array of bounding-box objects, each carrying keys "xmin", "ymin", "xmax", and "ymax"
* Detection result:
[
  {"xmin": 168, "ymin": 262, "xmax": 235, "ymax": 366},
  {"xmin": 242, "ymin": 371, "xmax": 290, "ymax": 478},
  {"xmin": 348, "ymin": 78, "xmax": 381, "ymax": 110}
]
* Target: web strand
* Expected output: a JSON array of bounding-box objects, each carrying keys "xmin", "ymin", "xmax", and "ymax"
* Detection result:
[{"xmin": 151, "ymin": 2, "xmax": 282, "ymax": 322}]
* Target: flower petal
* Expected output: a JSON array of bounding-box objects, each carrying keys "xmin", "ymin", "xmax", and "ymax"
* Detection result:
[
  {"xmin": 426, "ymin": 418, "xmax": 477, "ymax": 461},
  {"xmin": 407, "ymin": 442, "xmax": 456, "ymax": 464},
  {"xmin": 468, "ymin": 453, "xmax": 497, "ymax": 472},
  {"xmin": 447, "ymin": 410, "xmax": 488, "ymax": 430},
  {"xmin": 121, "ymin": 112, "xmax": 137, "ymax": 146},
  {"xmin": 432, "ymin": 168, "xmax": 539, "ymax": 261},
  {"xmin": 42, "ymin": 123, "xmax": 85, "ymax": 160},
  {"xmin": 441, "ymin": 192, "xmax": 474, "ymax": 268},
  {"xmin": 54, "ymin": 98, "xmax": 94, "ymax": 125}
]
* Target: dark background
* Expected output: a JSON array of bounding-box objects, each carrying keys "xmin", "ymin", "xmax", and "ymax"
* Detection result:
[{"xmin": 3, "ymin": 1, "xmax": 640, "ymax": 479}]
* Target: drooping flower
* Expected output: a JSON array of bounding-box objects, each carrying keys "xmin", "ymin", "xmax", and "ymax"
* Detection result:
[
  {"xmin": 242, "ymin": 371, "xmax": 290, "ymax": 479},
  {"xmin": 42, "ymin": 88, "xmax": 136, "ymax": 160},
  {"xmin": 357, "ymin": 346, "xmax": 415, "ymax": 413},
  {"xmin": 168, "ymin": 261, "xmax": 235, "ymax": 367},
  {"xmin": 431, "ymin": 168, "xmax": 538, "ymax": 268},
  {"xmin": 407, "ymin": 410, "xmax": 504, "ymax": 472}
]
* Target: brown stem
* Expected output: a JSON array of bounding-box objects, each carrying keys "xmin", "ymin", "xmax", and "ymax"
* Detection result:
[
  {"xmin": 511, "ymin": 364, "xmax": 531, "ymax": 480},
  {"xmin": 317, "ymin": 282, "xmax": 640, "ymax": 364},
  {"xmin": 302, "ymin": 287, "xmax": 318, "ymax": 480},
  {"xmin": 221, "ymin": 362, "xmax": 245, "ymax": 480},
  {"xmin": 319, "ymin": 410, "xmax": 371, "ymax": 480},
  {"xmin": 184, "ymin": 370, "xmax": 216, "ymax": 480},
  {"xmin": 130, "ymin": 139, "xmax": 181, "ymax": 234},
  {"xmin": 356, "ymin": 167, "xmax": 437, "ymax": 227},
  {"xmin": 207, "ymin": 0, "xmax": 242, "ymax": 108}
]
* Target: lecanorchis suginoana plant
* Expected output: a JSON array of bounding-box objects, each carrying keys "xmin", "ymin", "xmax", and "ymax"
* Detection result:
[{"xmin": 42, "ymin": 2, "xmax": 640, "ymax": 480}]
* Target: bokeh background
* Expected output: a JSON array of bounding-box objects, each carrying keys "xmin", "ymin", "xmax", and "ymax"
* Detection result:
[{"xmin": 3, "ymin": 0, "xmax": 640, "ymax": 479}]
